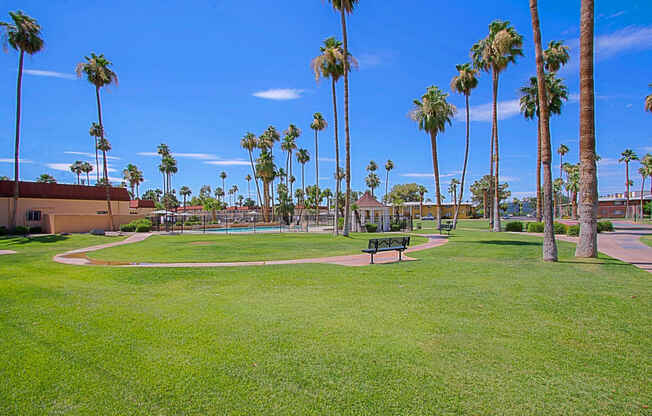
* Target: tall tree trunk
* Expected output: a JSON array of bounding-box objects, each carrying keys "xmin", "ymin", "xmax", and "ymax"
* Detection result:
[
  {"xmin": 572, "ymin": 191, "xmax": 578, "ymax": 219},
  {"xmin": 86, "ymin": 171, "xmax": 90, "ymax": 185},
  {"xmin": 453, "ymin": 94, "xmax": 471, "ymax": 229},
  {"xmin": 483, "ymin": 190, "xmax": 488, "ymax": 219},
  {"xmin": 340, "ymin": 8, "xmax": 352, "ymax": 237},
  {"xmin": 10, "ymin": 50, "xmax": 25, "ymax": 230},
  {"xmin": 315, "ymin": 129, "xmax": 319, "ymax": 209},
  {"xmin": 491, "ymin": 70, "xmax": 501, "ymax": 232},
  {"xmin": 641, "ymin": 176, "xmax": 646, "ymax": 220},
  {"xmin": 247, "ymin": 150, "xmax": 262, "ymax": 209},
  {"xmin": 332, "ymin": 79, "xmax": 341, "ymax": 235},
  {"xmin": 430, "ymin": 131, "xmax": 442, "ymax": 228},
  {"xmin": 95, "ymin": 138, "xmax": 100, "ymax": 183},
  {"xmin": 530, "ymin": 0, "xmax": 558, "ymax": 261},
  {"xmin": 95, "ymin": 86, "xmax": 114, "ymax": 231},
  {"xmin": 536, "ymin": 120, "xmax": 542, "ymax": 222},
  {"xmin": 625, "ymin": 162, "xmax": 630, "ymax": 217},
  {"xmin": 302, "ymin": 164, "xmax": 305, "ymax": 195},
  {"xmin": 576, "ymin": 0, "xmax": 599, "ymax": 258}
]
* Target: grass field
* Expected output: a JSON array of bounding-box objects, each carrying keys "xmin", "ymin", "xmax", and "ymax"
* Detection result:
[
  {"xmin": 1, "ymin": 231, "xmax": 650, "ymax": 415},
  {"xmin": 88, "ymin": 232, "xmax": 428, "ymax": 263},
  {"xmin": 641, "ymin": 235, "xmax": 652, "ymax": 248}
]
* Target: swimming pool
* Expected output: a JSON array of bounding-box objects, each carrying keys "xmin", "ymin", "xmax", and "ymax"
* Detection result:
[{"xmin": 196, "ymin": 226, "xmax": 282, "ymax": 234}]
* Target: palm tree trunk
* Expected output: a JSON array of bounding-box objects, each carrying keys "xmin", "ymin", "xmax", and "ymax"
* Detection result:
[
  {"xmin": 640, "ymin": 176, "xmax": 646, "ymax": 220},
  {"xmin": 453, "ymin": 94, "xmax": 471, "ymax": 229},
  {"xmin": 340, "ymin": 8, "xmax": 352, "ymax": 237},
  {"xmin": 625, "ymin": 162, "xmax": 630, "ymax": 217},
  {"xmin": 302, "ymin": 164, "xmax": 305, "ymax": 195},
  {"xmin": 530, "ymin": 0, "xmax": 558, "ymax": 260},
  {"xmin": 488, "ymin": 109, "xmax": 495, "ymax": 227},
  {"xmin": 95, "ymin": 138, "xmax": 100, "ymax": 184},
  {"xmin": 483, "ymin": 190, "xmax": 487, "ymax": 218},
  {"xmin": 430, "ymin": 131, "xmax": 442, "ymax": 228},
  {"xmin": 332, "ymin": 79, "xmax": 340, "ymax": 236},
  {"xmin": 247, "ymin": 150, "xmax": 263, "ymax": 209},
  {"xmin": 95, "ymin": 86, "xmax": 114, "ymax": 231},
  {"xmin": 536, "ymin": 119, "xmax": 542, "ymax": 222},
  {"xmin": 491, "ymin": 70, "xmax": 501, "ymax": 232},
  {"xmin": 10, "ymin": 50, "xmax": 25, "ymax": 230},
  {"xmin": 315, "ymin": 129, "xmax": 319, "ymax": 209},
  {"xmin": 86, "ymin": 171, "xmax": 90, "ymax": 185},
  {"xmin": 572, "ymin": 191, "xmax": 578, "ymax": 219}
]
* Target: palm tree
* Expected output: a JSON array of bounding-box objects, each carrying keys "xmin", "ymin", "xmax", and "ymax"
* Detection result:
[
  {"xmin": 528, "ymin": 0, "xmax": 559, "ymax": 261},
  {"xmin": 326, "ymin": 0, "xmax": 359, "ymax": 237},
  {"xmin": 565, "ymin": 164, "xmax": 580, "ymax": 219},
  {"xmin": 282, "ymin": 124, "xmax": 300, "ymax": 194},
  {"xmin": 180, "ymin": 186, "xmax": 191, "ymax": 210},
  {"xmin": 646, "ymin": 84, "xmax": 652, "ymax": 113},
  {"xmin": 245, "ymin": 174, "xmax": 253, "ymax": 200},
  {"xmin": 230, "ymin": 185, "xmax": 239, "ymax": 206},
  {"xmin": 311, "ymin": 37, "xmax": 357, "ymax": 236},
  {"xmin": 260, "ymin": 126, "xmax": 280, "ymax": 218},
  {"xmin": 311, "ymin": 113, "xmax": 327, "ymax": 203},
  {"xmin": 219, "ymin": 171, "xmax": 227, "ymax": 198},
  {"xmin": 417, "ymin": 185, "xmax": 427, "ymax": 219},
  {"xmin": 241, "ymin": 133, "xmax": 263, "ymax": 207},
  {"xmin": 88, "ymin": 122, "xmax": 104, "ymax": 183},
  {"xmin": 366, "ymin": 160, "xmax": 377, "ymax": 173},
  {"xmin": 70, "ymin": 161, "xmax": 83, "ymax": 184},
  {"xmin": 383, "ymin": 160, "xmax": 394, "ymax": 203},
  {"xmin": 575, "ymin": 0, "xmax": 599, "ymax": 258},
  {"xmin": 619, "ymin": 149, "xmax": 639, "ymax": 216},
  {"xmin": 411, "ymin": 86, "xmax": 456, "ymax": 228},
  {"xmin": 449, "ymin": 178, "xmax": 460, "ymax": 206},
  {"xmin": 472, "ymin": 20, "xmax": 523, "ymax": 232},
  {"xmin": 553, "ymin": 177, "xmax": 564, "ymax": 218},
  {"xmin": 2, "ymin": 11, "xmax": 44, "ymax": 229},
  {"xmin": 365, "ymin": 172, "xmax": 380, "ymax": 198},
  {"xmin": 157, "ymin": 143, "xmax": 171, "ymax": 192},
  {"xmin": 638, "ymin": 165, "xmax": 650, "ymax": 220},
  {"xmin": 296, "ymin": 148, "xmax": 311, "ymax": 195},
  {"xmin": 256, "ymin": 149, "xmax": 275, "ymax": 222},
  {"xmin": 555, "ymin": 144, "xmax": 569, "ymax": 179},
  {"xmin": 543, "ymin": 41, "xmax": 571, "ymax": 72},
  {"xmin": 80, "ymin": 162, "xmax": 93, "ymax": 185},
  {"xmin": 450, "ymin": 62, "xmax": 479, "ymax": 228},
  {"xmin": 77, "ymin": 52, "xmax": 118, "ymax": 230}
]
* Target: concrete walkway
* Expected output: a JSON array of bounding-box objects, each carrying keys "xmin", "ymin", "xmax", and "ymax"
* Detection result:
[
  {"xmin": 53, "ymin": 234, "xmax": 448, "ymax": 268},
  {"xmin": 558, "ymin": 221, "xmax": 652, "ymax": 273},
  {"xmin": 0, "ymin": 250, "xmax": 17, "ymax": 255}
]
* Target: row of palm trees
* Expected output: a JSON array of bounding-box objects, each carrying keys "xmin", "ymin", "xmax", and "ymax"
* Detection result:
[
  {"xmin": 69, "ymin": 161, "xmax": 94, "ymax": 185},
  {"xmin": 619, "ymin": 150, "xmax": 652, "ymax": 218},
  {"xmin": 363, "ymin": 160, "xmax": 394, "ymax": 200}
]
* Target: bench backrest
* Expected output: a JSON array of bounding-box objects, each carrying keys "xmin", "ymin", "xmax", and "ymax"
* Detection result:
[{"xmin": 367, "ymin": 236, "xmax": 410, "ymax": 250}]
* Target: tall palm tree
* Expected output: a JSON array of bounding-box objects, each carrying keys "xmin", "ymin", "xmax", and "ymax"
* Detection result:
[
  {"xmin": 576, "ymin": 0, "xmax": 599, "ymax": 258},
  {"xmin": 327, "ymin": 0, "xmax": 359, "ymax": 237},
  {"xmin": 311, "ymin": 36, "xmax": 357, "ymax": 236},
  {"xmin": 553, "ymin": 177, "xmax": 564, "ymax": 218},
  {"xmin": 36, "ymin": 174, "xmax": 56, "ymax": 183},
  {"xmin": 543, "ymin": 41, "xmax": 571, "ymax": 72},
  {"xmin": 2, "ymin": 11, "xmax": 44, "ymax": 229},
  {"xmin": 88, "ymin": 122, "xmax": 103, "ymax": 183},
  {"xmin": 77, "ymin": 52, "xmax": 118, "ymax": 230},
  {"xmin": 97, "ymin": 136, "xmax": 111, "ymax": 189},
  {"xmin": 619, "ymin": 149, "xmax": 639, "ymax": 216},
  {"xmin": 411, "ymin": 86, "xmax": 456, "ymax": 228},
  {"xmin": 646, "ymin": 84, "xmax": 652, "ymax": 113},
  {"xmin": 180, "ymin": 186, "xmax": 191, "ymax": 210},
  {"xmin": 81, "ymin": 162, "xmax": 93, "ymax": 185},
  {"xmin": 450, "ymin": 62, "xmax": 479, "ymax": 228},
  {"xmin": 384, "ymin": 160, "xmax": 394, "ymax": 203},
  {"xmin": 472, "ymin": 20, "xmax": 523, "ymax": 232},
  {"xmin": 557, "ymin": 144, "xmax": 569, "ymax": 178},
  {"xmin": 365, "ymin": 172, "xmax": 380, "ymax": 198},
  {"xmin": 219, "ymin": 171, "xmax": 227, "ymax": 200},
  {"xmin": 122, "ymin": 164, "xmax": 138, "ymax": 196},
  {"xmin": 565, "ymin": 164, "xmax": 580, "ymax": 219},
  {"xmin": 638, "ymin": 165, "xmax": 650, "ymax": 220},
  {"xmin": 260, "ymin": 126, "xmax": 280, "ymax": 218},
  {"xmin": 282, "ymin": 125, "xmax": 300, "ymax": 194},
  {"xmin": 528, "ymin": 0, "xmax": 558, "ymax": 261},
  {"xmin": 245, "ymin": 174, "xmax": 253, "ymax": 200},
  {"xmin": 311, "ymin": 113, "xmax": 327, "ymax": 204},
  {"xmin": 417, "ymin": 185, "xmax": 427, "ymax": 219},
  {"xmin": 70, "ymin": 161, "xmax": 83, "ymax": 184},
  {"xmin": 296, "ymin": 148, "xmax": 311, "ymax": 196},
  {"xmin": 241, "ymin": 133, "xmax": 263, "ymax": 207},
  {"xmin": 449, "ymin": 178, "xmax": 460, "ymax": 206},
  {"xmin": 366, "ymin": 160, "xmax": 377, "ymax": 173},
  {"xmin": 256, "ymin": 149, "xmax": 275, "ymax": 222}
]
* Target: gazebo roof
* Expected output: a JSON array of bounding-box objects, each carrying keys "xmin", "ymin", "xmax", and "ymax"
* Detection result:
[{"xmin": 356, "ymin": 192, "xmax": 386, "ymax": 208}]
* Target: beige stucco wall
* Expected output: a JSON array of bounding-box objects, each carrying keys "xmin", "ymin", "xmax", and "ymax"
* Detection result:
[{"xmin": 1, "ymin": 197, "xmax": 147, "ymax": 232}]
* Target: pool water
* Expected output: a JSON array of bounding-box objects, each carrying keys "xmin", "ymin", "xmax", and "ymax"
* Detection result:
[{"xmin": 198, "ymin": 226, "xmax": 282, "ymax": 233}]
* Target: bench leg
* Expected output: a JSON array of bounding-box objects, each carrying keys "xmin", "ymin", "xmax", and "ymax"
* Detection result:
[
  {"xmin": 398, "ymin": 250, "xmax": 402, "ymax": 261},
  {"xmin": 370, "ymin": 253, "xmax": 374, "ymax": 265}
]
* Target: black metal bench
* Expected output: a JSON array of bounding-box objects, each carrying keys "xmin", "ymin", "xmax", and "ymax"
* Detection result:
[
  {"xmin": 361, "ymin": 236, "xmax": 410, "ymax": 264},
  {"xmin": 438, "ymin": 221, "xmax": 453, "ymax": 235}
]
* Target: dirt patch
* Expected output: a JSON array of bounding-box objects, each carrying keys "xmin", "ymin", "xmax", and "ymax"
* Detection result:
[
  {"xmin": 63, "ymin": 252, "xmax": 131, "ymax": 266},
  {"xmin": 0, "ymin": 250, "xmax": 17, "ymax": 255}
]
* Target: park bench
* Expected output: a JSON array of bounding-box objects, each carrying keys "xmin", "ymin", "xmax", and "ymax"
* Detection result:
[
  {"xmin": 438, "ymin": 221, "xmax": 454, "ymax": 235},
  {"xmin": 361, "ymin": 236, "xmax": 410, "ymax": 264}
]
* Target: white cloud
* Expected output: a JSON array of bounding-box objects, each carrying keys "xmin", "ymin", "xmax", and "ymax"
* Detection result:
[
  {"xmin": 401, "ymin": 172, "xmax": 459, "ymax": 178},
  {"xmin": 596, "ymin": 26, "xmax": 652, "ymax": 58},
  {"xmin": 511, "ymin": 191, "xmax": 536, "ymax": 198},
  {"xmin": 47, "ymin": 162, "xmax": 116, "ymax": 173},
  {"xmin": 136, "ymin": 152, "xmax": 217, "ymax": 159},
  {"xmin": 460, "ymin": 99, "xmax": 522, "ymax": 123},
  {"xmin": 64, "ymin": 151, "xmax": 120, "ymax": 160},
  {"xmin": 252, "ymin": 89, "xmax": 304, "ymax": 100},
  {"xmin": 0, "ymin": 158, "xmax": 33, "ymax": 163},
  {"xmin": 319, "ymin": 157, "xmax": 336, "ymax": 163},
  {"xmin": 204, "ymin": 160, "xmax": 250, "ymax": 166},
  {"xmin": 606, "ymin": 10, "xmax": 626, "ymax": 19},
  {"xmin": 24, "ymin": 69, "xmax": 76, "ymax": 80},
  {"xmin": 598, "ymin": 157, "xmax": 619, "ymax": 166}
]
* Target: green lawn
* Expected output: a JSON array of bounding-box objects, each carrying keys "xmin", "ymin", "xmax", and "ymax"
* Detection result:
[
  {"xmin": 88, "ymin": 232, "xmax": 428, "ymax": 263},
  {"xmin": 641, "ymin": 235, "xmax": 652, "ymax": 248},
  {"xmin": 0, "ymin": 231, "xmax": 650, "ymax": 415}
]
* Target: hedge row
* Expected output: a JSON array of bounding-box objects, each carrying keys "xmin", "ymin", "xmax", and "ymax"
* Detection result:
[
  {"xmin": 120, "ymin": 218, "xmax": 152, "ymax": 233},
  {"xmin": 505, "ymin": 220, "xmax": 615, "ymax": 236}
]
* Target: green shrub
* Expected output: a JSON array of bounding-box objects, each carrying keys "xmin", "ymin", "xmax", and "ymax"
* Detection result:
[
  {"xmin": 598, "ymin": 221, "xmax": 614, "ymax": 232},
  {"xmin": 121, "ymin": 218, "xmax": 152, "ymax": 233},
  {"xmin": 567, "ymin": 225, "xmax": 580, "ymax": 236},
  {"xmin": 390, "ymin": 223, "xmax": 401, "ymax": 232},
  {"xmin": 527, "ymin": 222, "xmax": 544, "ymax": 233},
  {"xmin": 120, "ymin": 223, "xmax": 136, "ymax": 232},
  {"xmin": 0, "ymin": 226, "xmax": 7, "ymax": 236},
  {"xmin": 338, "ymin": 217, "xmax": 344, "ymax": 230},
  {"xmin": 553, "ymin": 222, "xmax": 567, "ymax": 234},
  {"xmin": 28, "ymin": 226, "xmax": 42, "ymax": 234},
  {"xmin": 365, "ymin": 223, "xmax": 378, "ymax": 233},
  {"xmin": 505, "ymin": 221, "xmax": 523, "ymax": 232},
  {"xmin": 13, "ymin": 225, "xmax": 29, "ymax": 235}
]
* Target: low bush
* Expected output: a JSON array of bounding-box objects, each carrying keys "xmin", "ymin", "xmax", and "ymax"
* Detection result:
[
  {"xmin": 0, "ymin": 226, "xmax": 7, "ymax": 236},
  {"xmin": 135, "ymin": 223, "xmax": 151, "ymax": 232},
  {"xmin": 527, "ymin": 222, "xmax": 544, "ymax": 233},
  {"xmin": 28, "ymin": 226, "xmax": 42, "ymax": 234},
  {"xmin": 121, "ymin": 218, "xmax": 152, "ymax": 233},
  {"xmin": 365, "ymin": 223, "xmax": 378, "ymax": 233},
  {"xmin": 598, "ymin": 221, "xmax": 614, "ymax": 232},
  {"xmin": 120, "ymin": 223, "xmax": 136, "ymax": 232},
  {"xmin": 13, "ymin": 225, "xmax": 29, "ymax": 235},
  {"xmin": 567, "ymin": 225, "xmax": 580, "ymax": 236},
  {"xmin": 553, "ymin": 222, "xmax": 567, "ymax": 235},
  {"xmin": 390, "ymin": 223, "xmax": 401, "ymax": 232},
  {"xmin": 505, "ymin": 221, "xmax": 523, "ymax": 232}
]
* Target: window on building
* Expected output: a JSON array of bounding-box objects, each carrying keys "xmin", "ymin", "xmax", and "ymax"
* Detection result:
[
  {"xmin": 613, "ymin": 201, "xmax": 624, "ymax": 206},
  {"xmin": 27, "ymin": 210, "xmax": 41, "ymax": 222}
]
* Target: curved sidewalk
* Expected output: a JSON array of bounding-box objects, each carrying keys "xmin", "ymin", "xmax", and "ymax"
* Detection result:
[{"xmin": 53, "ymin": 234, "xmax": 448, "ymax": 268}]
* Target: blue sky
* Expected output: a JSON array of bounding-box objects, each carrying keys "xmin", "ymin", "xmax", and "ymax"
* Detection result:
[{"xmin": 1, "ymin": 0, "xmax": 651, "ymax": 202}]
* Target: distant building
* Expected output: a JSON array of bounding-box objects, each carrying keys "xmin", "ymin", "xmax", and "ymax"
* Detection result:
[
  {"xmin": 0, "ymin": 180, "xmax": 151, "ymax": 233},
  {"xmin": 597, "ymin": 192, "xmax": 651, "ymax": 218},
  {"xmin": 393, "ymin": 201, "xmax": 476, "ymax": 219}
]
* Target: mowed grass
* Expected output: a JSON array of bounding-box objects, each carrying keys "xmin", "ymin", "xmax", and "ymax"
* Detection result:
[
  {"xmin": 641, "ymin": 235, "xmax": 652, "ymax": 248},
  {"xmin": 0, "ymin": 231, "xmax": 650, "ymax": 415},
  {"xmin": 88, "ymin": 232, "xmax": 428, "ymax": 263}
]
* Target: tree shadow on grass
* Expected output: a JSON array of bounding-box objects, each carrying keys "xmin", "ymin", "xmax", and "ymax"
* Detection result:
[
  {"xmin": 5, "ymin": 235, "xmax": 69, "ymax": 245},
  {"xmin": 470, "ymin": 240, "xmax": 541, "ymax": 246}
]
